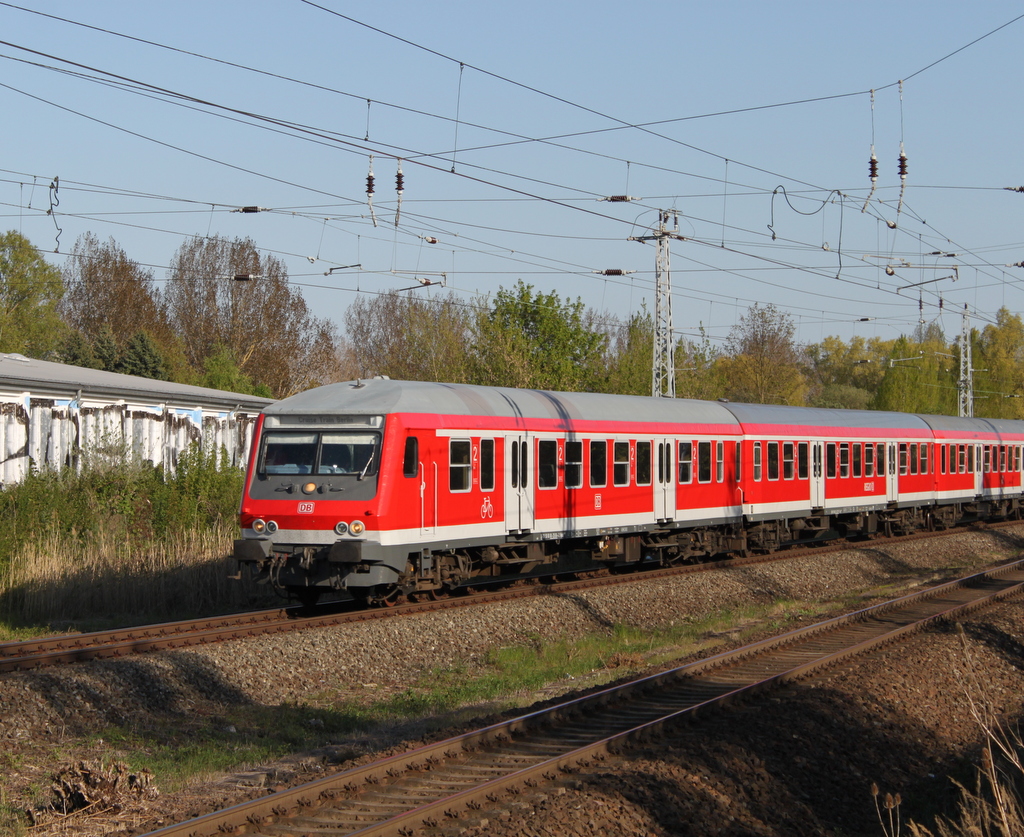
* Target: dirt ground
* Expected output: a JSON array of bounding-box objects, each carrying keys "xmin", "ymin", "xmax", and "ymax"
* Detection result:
[{"xmin": 2, "ymin": 530, "xmax": 1023, "ymax": 836}]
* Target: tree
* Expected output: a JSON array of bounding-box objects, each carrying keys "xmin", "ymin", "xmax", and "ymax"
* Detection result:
[
  {"xmin": 601, "ymin": 309, "xmax": 653, "ymax": 396},
  {"xmin": 0, "ymin": 230, "xmax": 66, "ymax": 356},
  {"xmin": 164, "ymin": 235, "xmax": 341, "ymax": 397},
  {"xmin": 117, "ymin": 331, "xmax": 166, "ymax": 380},
  {"xmin": 871, "ymin": 328, "xmax": 957, "ymax": 415},
  {"xmin": 343, "ymin": 290, "xmax": 473, "ymax": 383},
  {"xmin": 56, "ymin": 330, "xmax": 101, "ymax": 370},
  {"xmin": 676, "ymin": 325, "xmax": 726, "ymax": 401},
  {"xmin": 804, "ymin": 335, "xmax": 890, "ymax": 410},
  {"xmin": 471, "ymin": 281, "xmax": 606, "ymax": 391},
  {"xmin": 718, "ymin": 303, "xmax": 806, "ymax": 405},
  {"xmin": 200, "ymin": 344, "xmax": 270, "ymax": 396},
  {"xmin": 973, "ymin": 308, "xmax": 1024, "ymax": 419},
  {"xmin": 61, "ymin": 233, "xmax": 168, "ymax": 349}
]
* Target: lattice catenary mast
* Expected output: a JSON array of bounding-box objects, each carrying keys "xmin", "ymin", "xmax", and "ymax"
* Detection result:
[{"xmin": 630, "ymin": 210, "xmax": 683, "ymax": 398}]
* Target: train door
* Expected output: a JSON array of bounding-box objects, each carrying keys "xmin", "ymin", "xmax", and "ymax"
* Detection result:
[
  {"xmin": 418, "ymin": 458, "xmax": 436, "ymax": 536},
  {"xmin": 810, "ymin": 441, "xmax": 825, "ymax": 508},
  {"xmin": 656, "ymin": 439, "xmax": 676, "ymax": 523},
  {"xmin": 886, "ymin": 441, "xmax": 899, "ymax": 502},
  {"xmin": 504, "ymin": 434, "xmax": 535, "ymax": 533}
]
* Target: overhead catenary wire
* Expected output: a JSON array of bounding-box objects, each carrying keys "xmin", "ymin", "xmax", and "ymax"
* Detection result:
[{"xmin": 2, "ymin": 5, "xmax": 1024, "ymax": 342}]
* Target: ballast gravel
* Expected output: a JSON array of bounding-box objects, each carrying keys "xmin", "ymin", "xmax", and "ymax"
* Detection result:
[{"xmin": 2, "ymin": 525, "xmax": 1023, "ymax": 836}]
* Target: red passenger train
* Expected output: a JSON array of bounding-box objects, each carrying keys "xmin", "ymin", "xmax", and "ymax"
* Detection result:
[{"xmin": 233, "ymin": 378, "xmax": 1024, "ymax": 605}]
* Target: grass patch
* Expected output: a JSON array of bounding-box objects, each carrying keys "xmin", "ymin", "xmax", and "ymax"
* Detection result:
[{"xmin": 0, "ymin": 444, "xmax": 279, "ymax": 635}]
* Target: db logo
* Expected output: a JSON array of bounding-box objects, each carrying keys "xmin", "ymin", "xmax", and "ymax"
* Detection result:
[{"xmin": 297, "ymin": 502, "xmax": 315, "ymax": 514}]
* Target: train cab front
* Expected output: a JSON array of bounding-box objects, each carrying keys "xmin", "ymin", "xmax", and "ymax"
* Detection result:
[{"xmin": 233, "ymin": 413, "xmax": 392, "ymax": 605}]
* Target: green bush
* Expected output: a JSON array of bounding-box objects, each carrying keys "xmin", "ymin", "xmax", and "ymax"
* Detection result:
[{"xmin": 0, "ymin": 445, "xmax": 243, "ymax": 575}]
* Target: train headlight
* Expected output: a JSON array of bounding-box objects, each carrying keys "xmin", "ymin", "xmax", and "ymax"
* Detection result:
[
  {"xmin": 265, "ymin": 520, "xmax": 278, "ymax": 534},
  {"xmin": 349, "ymin": 520, "xmax": 365, "ymax": 536},
  {"xmin": 252, "ymin": 519, "xmax": 266, "ymax": 534},
  {"xmin": 302, "ymin": 482, "xmax": 317, "ymax": 494},
  {"xmin": 334, "ymin": 521, "xmax": 349, "ymax": 536}
]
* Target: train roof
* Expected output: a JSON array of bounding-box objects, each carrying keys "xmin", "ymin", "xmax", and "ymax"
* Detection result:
[
  {"xmin": 721, "ymin": 401, "xmax": 933, "ymax": 433},
  {"xmin": 266, "ymin": 379, "xmax": 1024, "ymax": 439},
  {"xmin": 264, "ymin": 378, "xmax": 741, "ymax": 429},
  {"xmin": 915, "ymin": 413, "xmax": 1024, "ymax": 439}
]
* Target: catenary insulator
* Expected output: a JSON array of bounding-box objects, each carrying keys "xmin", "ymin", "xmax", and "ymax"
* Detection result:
[
  {"xmin": 868, "ymin": 153, "xmax": 879, "ymax": 181},
  {"xmin": 366, "ymin": 174, "xmax": 375, "ymax": 195},
  {"xmin": 898, "ymin": 153, "xmax": 908, "ymax": 179}
]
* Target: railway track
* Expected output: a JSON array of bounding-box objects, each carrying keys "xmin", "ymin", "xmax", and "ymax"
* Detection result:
[
  {"xmin": 138, "ymin": 557, "xmax": 1024, "ymax": 837},
  {"xmin": 1, "ymin": 522, "xmax": 1018, "ymax": 673}
]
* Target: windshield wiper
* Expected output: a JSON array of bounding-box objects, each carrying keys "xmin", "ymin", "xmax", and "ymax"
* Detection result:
[{"xmin": 358, "ymin": 449, "xmax": 375, "ymax": 480}]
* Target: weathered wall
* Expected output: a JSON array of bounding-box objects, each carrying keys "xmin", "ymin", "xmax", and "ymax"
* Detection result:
[{"xmin": 0, "ymin": 393, "xmax": 261, "ymax": 485}]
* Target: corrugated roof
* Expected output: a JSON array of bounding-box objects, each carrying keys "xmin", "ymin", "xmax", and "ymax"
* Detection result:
[{"xmin": 0, "ymin": 353, "xmax": 274, "ymax": 411}]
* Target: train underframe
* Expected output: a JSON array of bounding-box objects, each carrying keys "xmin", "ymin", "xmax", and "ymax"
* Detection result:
[{"xmin": 238, "ymin": 498, "xmax": 1022, "ymax": 607}]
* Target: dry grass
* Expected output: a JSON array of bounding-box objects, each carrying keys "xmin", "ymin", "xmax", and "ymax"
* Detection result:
[
  {"xmin": 877, "ymin": 626, "xmax": 1024, "ymax": 837},
  {"xmin": 1, "ymin": 522, "xmax": 272, "ymax": 632}
]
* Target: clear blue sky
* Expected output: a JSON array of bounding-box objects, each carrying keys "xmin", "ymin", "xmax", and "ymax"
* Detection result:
[{"xmin": 2, "ymin": 0, "xmax": 1023, "ymax": 353}]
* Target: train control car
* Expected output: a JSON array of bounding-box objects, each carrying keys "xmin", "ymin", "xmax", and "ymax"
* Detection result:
[{"xmin": 233, "ymin": 378, "xmax": 1024, "ymax": 605}]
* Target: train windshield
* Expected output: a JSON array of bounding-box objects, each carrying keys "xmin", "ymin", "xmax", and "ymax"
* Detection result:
[{"xmin": 261, "ymin": 431, "xmax": 380, "ymax": 476}]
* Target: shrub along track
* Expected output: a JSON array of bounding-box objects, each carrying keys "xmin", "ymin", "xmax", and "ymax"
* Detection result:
[
  {"xmin": 136, "ymin": 560, "xmax": 1024, "ymax": 837},
  {"xmin": 1, "ymin": 522, "xmax": 1017, "ymax": 673}
]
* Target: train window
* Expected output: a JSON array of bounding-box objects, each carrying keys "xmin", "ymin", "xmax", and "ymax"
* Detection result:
[
  {"xmin": 767, "ymin": 442, "xmax": 779, "ymax": 480},
  {"xmin": 402, "ymin": 437, "xmax": 418, "ymax": 477},
  {"xmin": 262, "ymin": 432, "xmax": 318, "ymax": 475},
  {"xmin": 877, "ymin": 444, "xmax": 885, "ymax": 476},
  {"xmin": 753, "ymin": 442, "xmax": 762, "ymax": 481},
  {"xmin": 565, "ymin": 441, "xmax": 582, "ymax": 488},
  {"xmin": 678, "ymin": 442, "xmax": 693, "ymax": 484},
  {"xmin": 322, "ymin": 433, "xmax": 379, "ymax": 477},
  {"xmin": 957, "ymin": 444, "xmax": 966, "ymax": 474},
  {"xmin": 852, "ymin": 444, "xmax": 862, "ymax": 478},
  {"xmin": 697, "ymin": 441, "xmax": 712, "ymax": 483},
  {"xmin": 940, "ymin": 444, "xmax": 946, "ymax": 475},
  {"xmin": 538, "ymin": 440, "xmax": 558, "ymax": 489},
  {"xmin": 590, "ymin": 440, "xmax": 607, "ymax": 487},
  {"xmin": 783, "ymin": 442, "xmax": 795, "ymax": 480},
  {"xmin": 636, "ymin": 442, "xmax": 652, "ymax": 486},
  {"xmin": 865, "ymin": 443, "xmax": 874, "ymax": 477},
  {"xmin": 798, "ymin": 442, "xmax": 809, "ymax": 479},
  {"xmin": 921, "ymin": 444, "xmax": 929, "ymax": 475},
  {"xmin": 449, "ymin": 440, "xmax": 472, "ymax": 492},
  {"xmin": 826, "ymin": 443, "xmax": 837, "ymax": 479},
  {"xmin": 1001, "ymin": 445, "xmax": 1008, "ymax": 472},
  {"xmin": 839, "ymin": 443, "xmax": 850, "ymax": 478},
  {"xmin": 898, "ymin": 443, "xmax": 908, "ymax": 475},
  {"xmin": 984, "ymin": 446, "xmax": 991, "ymax": 473},
  {"xmin": 613, "ymin": 441, "xmax": 630, "ymax": 486},
  {"xmin": 480, "ymin": 439, "xmax": 495, "ymax": 491},
  {"xmin": 909, "ymin": 444, "xmax": 918, "ymax": 475},
  {"xmin": 968, "ymin": 445, "xmax": 975, "ymax": 473},
  {"xmin": 716, "ymin": 441, "xmax": 724, "ymax": 482}
]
